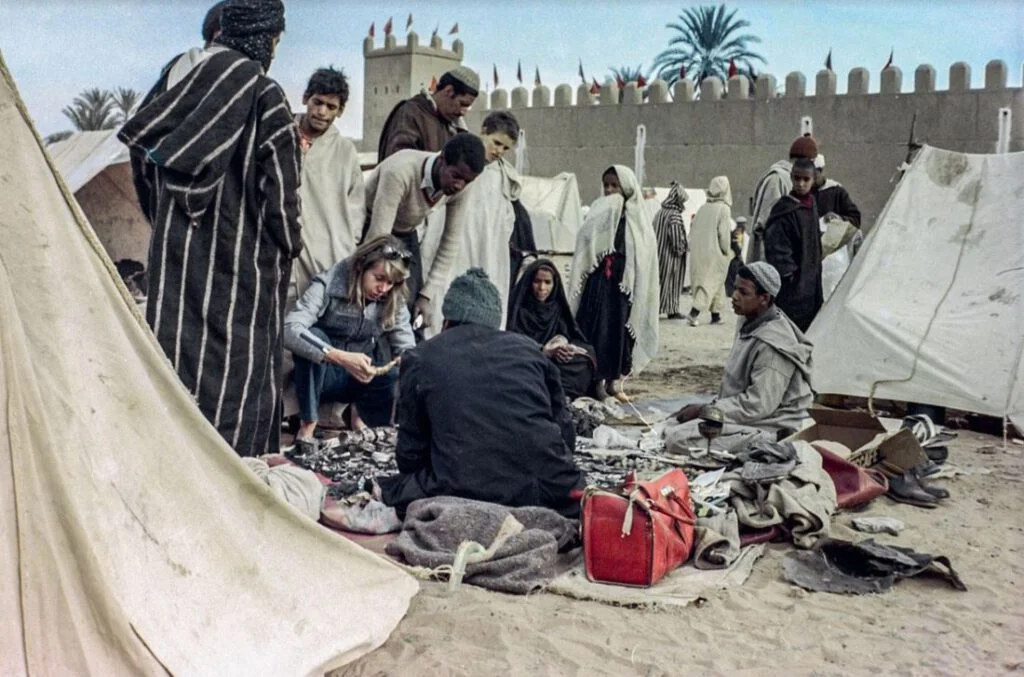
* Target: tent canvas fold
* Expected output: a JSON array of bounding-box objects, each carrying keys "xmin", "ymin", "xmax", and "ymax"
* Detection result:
[
  {"xmin": 808, "ymin": 145, "xmax": 1024, "ymax": 431},
  {"xmin": 0, "ymin": 52, "xmax": 416, "ymax": 677},
  {"xmin": 519, "ymin": 172, "xmax": 584, "ymax": 253}
]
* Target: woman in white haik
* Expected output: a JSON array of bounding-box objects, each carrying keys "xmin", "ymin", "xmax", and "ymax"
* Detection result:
[{"xmin": 568, "ymin": 165, "xmax": 659, "ymax": 403}]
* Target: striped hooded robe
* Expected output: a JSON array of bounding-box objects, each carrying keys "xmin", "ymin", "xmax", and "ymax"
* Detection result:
[
  {"xmin": 652, "ymin": 182, "xmax": 689, "ymax": 315},
  {"xmin": 119, "ymin": 47, "xmax": 302, "ymax": 456}
]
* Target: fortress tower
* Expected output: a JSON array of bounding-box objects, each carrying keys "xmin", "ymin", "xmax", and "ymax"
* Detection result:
[{"xmin": 361, "ymin": 32, "xmax": 465, "ymax": 153}]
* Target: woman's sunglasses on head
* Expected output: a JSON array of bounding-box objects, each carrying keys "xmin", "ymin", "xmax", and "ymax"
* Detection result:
[{"xmin": 380, "ymin": 244, "xmax": 413, "ymax": 262}]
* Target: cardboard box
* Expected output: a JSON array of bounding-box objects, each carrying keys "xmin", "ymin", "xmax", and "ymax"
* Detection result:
[{"xmin": 785, "ymin": 408, "xmax": 928, "ymax": 469}]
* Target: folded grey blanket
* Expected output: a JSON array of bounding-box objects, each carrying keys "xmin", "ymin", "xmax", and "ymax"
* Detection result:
[
  {"xmin": 725, "ymin": 441, "xmax": 838, "ymax": 549},
  {"xmin": 386, "ymin": 496, "xmax": 579, "ymax": 594},
  {"xmin": 692, "ymin": 510, "xmax": 741, "ymax": 570}
]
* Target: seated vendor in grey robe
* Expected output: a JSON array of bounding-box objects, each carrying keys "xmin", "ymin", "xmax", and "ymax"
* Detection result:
[
  {"xmin": 669, "ymin": 262, "xmax": 814, "ymax": 448},
  {"xmin": 377, "ymin": 268, "xmax": 585, "ymax": 519}
]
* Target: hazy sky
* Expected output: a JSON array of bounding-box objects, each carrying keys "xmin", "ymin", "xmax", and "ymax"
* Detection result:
[{"xmin": 2, "ymin": 0, "xmax": 1021, "ymax": 140}]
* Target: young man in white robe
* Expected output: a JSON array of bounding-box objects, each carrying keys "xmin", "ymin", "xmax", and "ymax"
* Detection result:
[
  {"xmin": 425, "ymin": 111, "xmax": 522, "ymax": 330},
  {"xmin": 288, "ymin": 68, "xmax": 364, "ymax": 299},
  {"xmin": 280, "ymin": 67, "xmax": 366, "ymax": 428},
  {"xmin": 291, "ymin": 66, "xmax": 366, "ymax": 300}
]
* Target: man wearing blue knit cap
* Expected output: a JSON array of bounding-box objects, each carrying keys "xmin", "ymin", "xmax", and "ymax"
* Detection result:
[{"xmin": 378, "ymin": 268, "xmax": 585, "ymax": 519}]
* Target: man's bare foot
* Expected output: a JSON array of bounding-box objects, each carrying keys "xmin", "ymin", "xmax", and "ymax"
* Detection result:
[
  {"xmin": 350, "ymin": 405, "xmax": 367, "ymax": 431},
  {"xmin": 296, "ymin": 420, "xmax": 318, "ymax": 441},
  {"xmin": 604, "ymin": 379, "xmax": 632, "ymax": 403}
]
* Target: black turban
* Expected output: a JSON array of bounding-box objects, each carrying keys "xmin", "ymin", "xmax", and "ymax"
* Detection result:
[{"xmin": 217, "ymin": 0, "xmax": 286, "ymax": 71}]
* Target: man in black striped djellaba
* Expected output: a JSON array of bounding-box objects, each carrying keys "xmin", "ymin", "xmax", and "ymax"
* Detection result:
[{"xmin": 119, "ymin": 0, "xmax": 301, "ymax": 456}]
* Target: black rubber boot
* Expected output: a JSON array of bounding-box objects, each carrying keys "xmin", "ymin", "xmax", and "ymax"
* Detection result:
[
  {"xmin": 912, "ymin": 467, "xmax": 950, "ymax": 499},
  {"xmin": 886, "ymin": 471, "xmax": 939, "ymax": 508}
]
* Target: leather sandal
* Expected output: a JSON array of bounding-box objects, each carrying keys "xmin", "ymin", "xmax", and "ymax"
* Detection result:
[{"xmin": 886, "ymin": 471, "xmax": 939, "ymax": 509}]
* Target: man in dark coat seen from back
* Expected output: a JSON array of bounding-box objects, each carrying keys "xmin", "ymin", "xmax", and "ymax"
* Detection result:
[
  {"xmin": 119, "ymin": 0, "xmax": 302, "ymax": 457},
  {"xmin": 378, "ymin": 268, "xmax": 585, "ymax": 519}
]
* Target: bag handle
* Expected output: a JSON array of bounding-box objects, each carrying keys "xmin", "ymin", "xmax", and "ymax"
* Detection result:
[
  {"xmin": 638, "ymin": 484, "xmax": 695, "ymax": 525},
  {"xmin": 865, "ymin": 468, "xmax": 889, "ymax": 491},
  {"xmin": 649, "ymin": 493, "xmax": 696, "ymax": 527},
  {"xmin": 587, "ymin": 482, "xmax": 696, "ymax": 538}
]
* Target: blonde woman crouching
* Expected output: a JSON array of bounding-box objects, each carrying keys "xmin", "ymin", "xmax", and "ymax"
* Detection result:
[{"xmin": 284, "ymin": 235, "xmax": 414, "ymax": 446}]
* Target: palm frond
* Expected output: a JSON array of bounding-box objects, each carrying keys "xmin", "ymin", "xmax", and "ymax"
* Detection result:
[
  {"xmin": 653, "ymin": 3, "xmax": 765, "ymax": 86},
  {"xmin": 61, "ymin": 87, "xmax": 118, "ymax": 131}
]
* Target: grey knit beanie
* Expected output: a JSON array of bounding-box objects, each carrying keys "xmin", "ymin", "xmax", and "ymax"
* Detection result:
[{"xmin": 442, "ymin": 268, "xmax": 502, "ymax": 329}]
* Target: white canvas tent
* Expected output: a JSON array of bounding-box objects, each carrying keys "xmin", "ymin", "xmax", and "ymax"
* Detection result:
[
  {"xmin": 47, "ymin": 129, "xmax": 151, "ymax": 265},
  {"xmin": 808, "ymin": 145, "xmax": 1024, "ymax": 431},
  {"xmin": 0, "ymin": 55, "xmax": 416, "ymax": 676},
  {"xmin": 519, "ymin": 172, "xmax": 584, "ymax": 253}
]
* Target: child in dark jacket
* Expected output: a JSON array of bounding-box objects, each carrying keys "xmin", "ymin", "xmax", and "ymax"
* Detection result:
[
  {"xmin": 764, "ymin": 158, "xmax": 823, "ymax": 332},
  {"xmin": 725, "ymin": 239, "xmax": 744, "ymax": 298}
]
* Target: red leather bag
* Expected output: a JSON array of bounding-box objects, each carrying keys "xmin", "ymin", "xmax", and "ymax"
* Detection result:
[
  {"xmin": 812, "ymin": 443, "xmax": 889, "ymax": 509},
  {"xmin": 580, "ymin": 469, "xmax": 696, "ymax": 587}
]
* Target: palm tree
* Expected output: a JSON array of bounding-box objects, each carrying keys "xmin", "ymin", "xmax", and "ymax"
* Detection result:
[
  {"xmin": 607, "ymin": 64, "xmax": 655, "ymax": 102},
  {"xmin": 653, "ymin": 4, "xmax": 766, "ymax": 88},
  {"xmin": 61, "ymin": 88, "xmax": 118, "ymax": 132},
  {"xmin": 607, "ymin": 64, "xmax": 654, "ymax": 87},
  {"xmin": 111, "ymin": 87, "xmax": 141, "ymax": 122}
]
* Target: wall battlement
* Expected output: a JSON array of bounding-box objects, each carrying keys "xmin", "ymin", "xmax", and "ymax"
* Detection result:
[
  {"xmin": 363, "ymin": 33, "xmax": 464, "ymax": 61},
  {"xmin": 480, "ymin": 61, "xmax": 1020, "ymax": 110},
  {"xmin": 357, "ymin": 32, "xmax": 1022, "ymax": 229},
  {"xmin": 464, "ymin": 60, "xmax": 1022, "ymax": 226}
]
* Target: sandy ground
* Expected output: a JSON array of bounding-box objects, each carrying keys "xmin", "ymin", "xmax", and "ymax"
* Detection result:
[{"xmin": 335, "ymin": 298, "xmax": 1024, "ymax": 677}]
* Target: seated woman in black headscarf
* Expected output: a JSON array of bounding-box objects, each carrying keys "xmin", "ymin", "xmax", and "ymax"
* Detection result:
[{"xmin": 507, "ymin": 259, "xmax": 596, "ymax": 400}]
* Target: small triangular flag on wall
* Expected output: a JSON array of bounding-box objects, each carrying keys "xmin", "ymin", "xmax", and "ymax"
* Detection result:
[
  {"xmin": 368, "ymin": 22, "xmax": 375, "ymax": 38},
  {"xmin": 516, "ymin": 60, "xmax": 522, "ymax": 84},
  {"xmin": 493, "ymin": 64, "xmax": 499, "ymax": 88},
  {"xmin": 384, "ymin": 17, "xmax": 393, "ymax": 36},
  {"xmin": 883, "ymin": 48, "xmax": 894, "ymax": 70},
  {"xmin": 728, "ymin": 59, "xmax": 738, "ymax": 78},
  {"xmin": 589, "ymin": 78, "xmax": 600, "ymax": 95},
  {"xmin": 534, "ymin": 67, "xmax": 541, "ymax": 87},
  {"xmin": 406, "ymin": 13, "xmax": 413, "ymax": 31},
  {"xmin": 448, "ymin": 22, "xmax": 459, "ymax": 35},
  {"xmin": 825, "ymin": 48, "xmax": 833, "ymax": 72}
]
